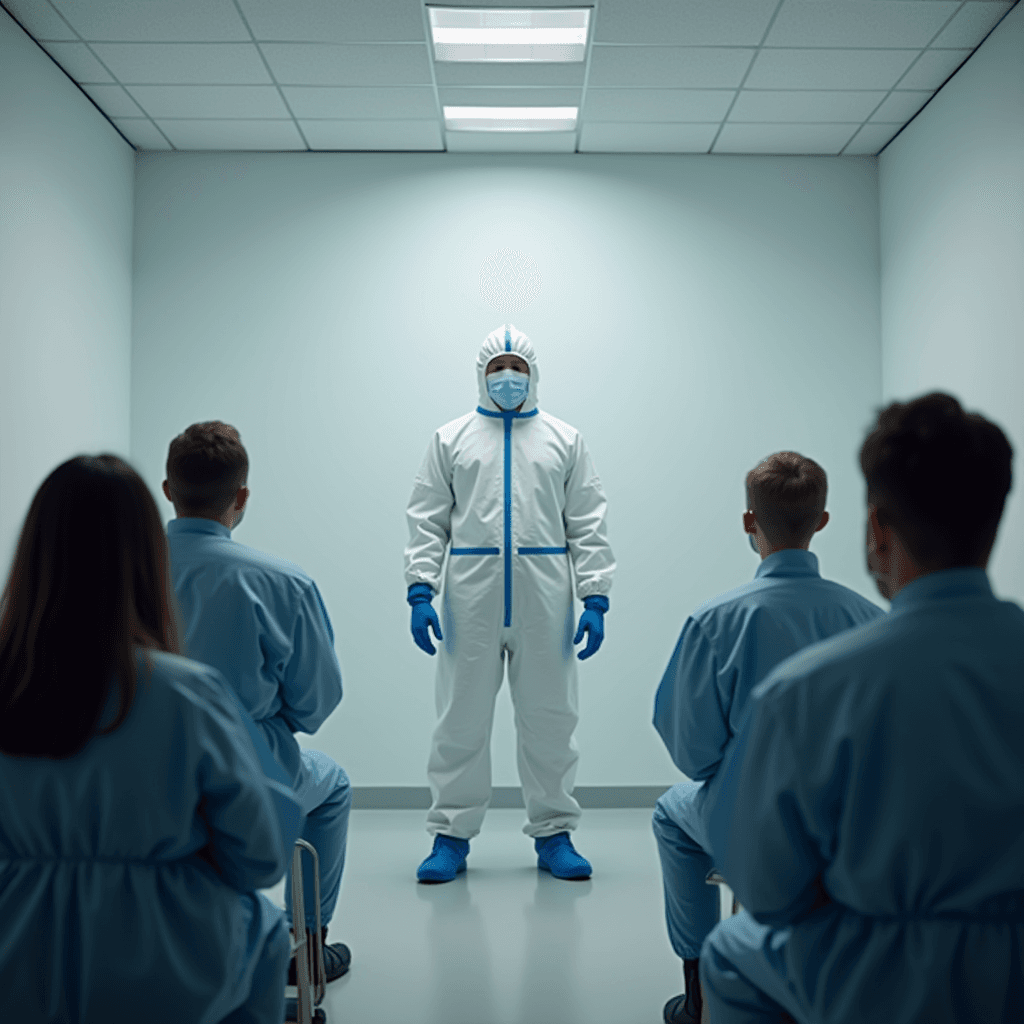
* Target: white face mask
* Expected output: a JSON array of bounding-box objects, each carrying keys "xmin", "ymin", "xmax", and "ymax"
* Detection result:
[{"xmin": 487, "ymin": 369, "xmax": 530, "ymax": 411}]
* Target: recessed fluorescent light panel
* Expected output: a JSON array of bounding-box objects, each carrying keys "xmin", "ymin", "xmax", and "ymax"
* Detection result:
[
  {"xmin": 444, "ymin": 106, "xmax": 579, "ymax": 131},
  {"xmin": 429, "ymin": 8, "xmax": 591, "ymax": 62}
]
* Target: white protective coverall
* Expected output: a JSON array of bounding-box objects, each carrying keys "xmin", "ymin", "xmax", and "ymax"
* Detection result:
[{"xmin": 405, "ymin": 324, "xmax": 615, "ymax": 839}]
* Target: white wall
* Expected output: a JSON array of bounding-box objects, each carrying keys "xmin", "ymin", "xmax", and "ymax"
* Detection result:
[
  {"xmin": 0, "ymin": 7, "xmax": 134, "ymax": 574},
  {"xmin": 880, "ymin": 1, "xmax": 1023, "ymax": 605},
  {"xmin": 132, "ymin": 151, "xmax": 883, "ymax": 788}
]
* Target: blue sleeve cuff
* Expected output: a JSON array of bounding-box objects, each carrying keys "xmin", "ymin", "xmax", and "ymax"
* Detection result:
[
  {"xmin": 583, "ymin": 595, "xmax": 609, "ymax": 614},
  {"xmin": 407, "ymin": 583, "xmax": 434, "ymax": 606}
]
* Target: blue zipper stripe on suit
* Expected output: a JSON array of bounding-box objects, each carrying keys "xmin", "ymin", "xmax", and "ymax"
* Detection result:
[
  {"xmin": 478, "ymin": 328, "xmax": 532, "ymax": 629},
  {"xmin": 503, "ymin": 413, "xmax": 512, "ymax": 626},
  {"xmin": 502, "ymin": 327, "xmax": 514, "ymax": 626}
]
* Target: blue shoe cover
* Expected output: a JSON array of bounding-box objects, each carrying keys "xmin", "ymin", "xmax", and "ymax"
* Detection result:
[
  {"xmin": 535, "ymin": 832, "xmax": 592, "ymax": 879},
  {"xmin": 417, "ymin": 834, "xmax": 469, "ymax": 883}
]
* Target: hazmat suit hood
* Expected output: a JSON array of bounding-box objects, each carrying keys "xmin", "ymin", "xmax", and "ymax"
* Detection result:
[{"xmin": 477, "ymin": 324, "xmax": 540, "ymax": 414}]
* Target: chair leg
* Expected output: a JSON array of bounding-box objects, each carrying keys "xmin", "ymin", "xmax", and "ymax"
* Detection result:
[
  {"xmin": 290, "ymin": 842, "xmax": 313, "ymax": 1024},
  {"xmin": 294, "ymin": 839, "xmax": 326, "ymax": 1005}
]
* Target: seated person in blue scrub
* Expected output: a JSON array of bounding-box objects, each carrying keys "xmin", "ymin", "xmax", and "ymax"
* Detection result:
[
  {"xmin": 0, "ymin": 455, "xmax": 301, "ymax": 1024},
  {"xmin": 162, "ymin": 421, "xmax": 352, "ymax": 987},
  {"xmin": 652, "ymin": 451, "xmax": 884, "ymax": 1024},
  {"xmin": 405, "ymin": 324, "xmax": 615, "ymax": 883},
  {"xmin": 702, "ymin": 392, "xmax": 1022, "ymax": 1024}
]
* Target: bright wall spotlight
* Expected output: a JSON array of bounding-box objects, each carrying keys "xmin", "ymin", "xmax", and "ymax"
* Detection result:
[
  {"xmin": 444, "ymin": 106, "xmax": 579, "ymax": 131},
  {"xmin": 429, "ymin": 7, "xmax": 591, "ymax": 62}
]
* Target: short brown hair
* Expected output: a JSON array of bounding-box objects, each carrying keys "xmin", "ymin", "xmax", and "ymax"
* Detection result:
[
  {"xmin": 859, "ymin": 392, "xmax": 1013, "ymax": 569},
  {"xmin": 0, "ymin": 455, "xmax": 180, "ymax": 758},
  {"xmin": 166, "ymin": 421, "xmax": 248, "ymax": 517},
  {"xmin": 746, "ymin": 452, "xmax": 827, "ymax": 548}
]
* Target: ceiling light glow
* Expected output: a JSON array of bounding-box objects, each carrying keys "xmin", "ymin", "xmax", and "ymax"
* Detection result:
[
  {"xmin": 444, "ymin": 106, "xmax": 579, "ymax": 132},
  {"xmin": 429, "ymin": 8, "xmax": 591, "ymax": 62}
]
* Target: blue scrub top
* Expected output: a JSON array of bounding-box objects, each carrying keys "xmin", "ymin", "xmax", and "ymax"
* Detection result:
[
  {"xmin": 653, "ymin": 549, "xmax": 884, "ymax": 781},
  {"xmin": 166, "ymin": 518, "xmax": 342, "ymax": 785},
  {"xmin": 0, "ymin": 650, "xmax": 302, "ymax": 1022},
  {"xmin": 708, "ymin": 568, "xmax": 1024, "ymax": 1021}
]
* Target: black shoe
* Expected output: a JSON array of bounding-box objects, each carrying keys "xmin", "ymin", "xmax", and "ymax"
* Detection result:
[
  {"xmin": 663, "ymin": 993, "xmax": 699, "ymax": 1024},
  {"xmin": 288, "ymin": 927, "xmax": 351, "ymax": 986},
  {"xmin": 284, "ymin": 998, "xmax": 326, "ymax": 1023},
  {"xmin": 663, "ymin": 958, "xmax": 702, "ymax": 1024}
]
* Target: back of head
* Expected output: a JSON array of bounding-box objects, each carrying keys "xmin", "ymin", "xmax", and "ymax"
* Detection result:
[
  {"xmin": 746, "ymin": 452, "xmax": 828, "ymax": 548},
  {"xmin": 860, "ymin": 392, "xmax": 1013, "ymax": 569},
  {"xmin": 0, "ymin": 456, "xmax": 180, "ymax": 758},
  {"xmin": 166, "ymin": 421, "xmax": 248, "ymax": 518}
]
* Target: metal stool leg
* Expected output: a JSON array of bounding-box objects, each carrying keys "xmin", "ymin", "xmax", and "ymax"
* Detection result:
[
  {"xmin": 285, "ymin": 839, "xmax": 326, "ymax": 1024},
  {"xmin": 705, "ymin": 869, "xmax": 741, "ymax": 918},
  {"xmin": 296, "ymin": 838, "xmax": 326, "ymax": 1006}
]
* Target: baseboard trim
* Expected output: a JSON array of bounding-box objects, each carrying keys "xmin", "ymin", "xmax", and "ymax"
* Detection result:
[{"xmin": 351, "ymin": 785, "xmax": 671, "ymax": 810}]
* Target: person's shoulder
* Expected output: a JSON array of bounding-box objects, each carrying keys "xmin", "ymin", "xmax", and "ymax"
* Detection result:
[
  {"xmin": 536, "ymin": 409, "xmax": 578, "ymax": 440},
  {"xmin": 217, "ymin": 537, "xmax": 313, "ymax": 588},
  {"xmin": 436, "ymin": 411, "xmax": 478, "ymax": 441},
  {"xmin": 817, "ymin": 576, "xmax": 886, "ymax": 618},
  {"xmin": 754, "ymin": 614, "xmax": 894, "ymax": 703},
  {"xmin": 690, "ymin": 578, "xmax": 764, "ymax": 622},
  {"xmin": 138, "ymin": 649, "xmax": 234, "ymax": 710}
]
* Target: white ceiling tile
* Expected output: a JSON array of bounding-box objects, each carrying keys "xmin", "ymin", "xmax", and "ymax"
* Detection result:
[
  {"xmin": 48, "ymin": 0, "xmax": 250, "ymax": 41},
  {"xmin": 841, "ymin": 122, "xmax": 901, "ymax": 156},
  {"xmin": 428, "ymin": 0, "xmax": 593, "ymax": 4},
  {"xmin": 745, "ymin": 48, "xmax": 919, "ymax": 90},
  {"xmin": 445, "ymin": 130, "xmax": 577, "ymax": 153},
  {"xmin": 897, "ymin": 48, "xmax": 971, "ymax": 89},
  {"xmin": 930, "ymin": 2, "xmax": 1013, "ymax": 48},
  {"xmin": 588, "ymin": 47, "xmax": 754, "ymax": 88},
  {"xmin": 869, "ymin": 89, "xmax": 933, "ymax": 122},
  {"xmin": 584, "ymin": 88, "xmax": 733, "ymax": 123},
  {"xmin": 282, "ymin": 86, "xmax": 437, "ymax": 120},
  {"xmin": 595, "ymin": 0, "xmax": 778, "ymax": 45},
  {"xmin": 40, "ymin": 41, "xmax": 114, "ymax": 82},
  {"xmin": 261, "ymin": 43, "xmax": 432, "ymax": 86},
  {"xmin": 766, "ymin": 1, "xmax": 959, "ymax": 48},
  {"xmin": 300, "ymin": 119, "xmax": 444, "ymax": 151},
  {"xmin": 237, "ymin": 0, "xmax": 425, "ymax": 42},
  {"xmin": 730, "ymin": 89, "xmax": 887, "ymax": 123},
  {"xmin": 81, "ymin": 83, "xmax": 145, "ymax": 117},
  {"xmin": 111, "ymin": 118, "xmax": 173, "ymax": 150},
  {"xmin": 434, "ymin": 61, "xmax": 586, "ymax": 88},
  {"xmin": 2, "ymin": 0, "xmax": 77, "ymax": 40},
  {"xmin": 156, "ymin": 119, "xmax": 305, "ymax": 150},
  {"xmin": 90, "ymin": 43, "xmax": 271, "ymax": 85},
  {"xmin": 126, "ymin": 85, "xmax": 289, "ymax": 119},
  {"xmin": 439, "ymin": 87, "xmax": 582, "ymax": 108},
  {"xmin": 579, "ymin": 122, "xmax": 718, "ymax": 152},
  {"xmin": 713, "ymin": 122, "xmax": 859, "ymax": 154}
]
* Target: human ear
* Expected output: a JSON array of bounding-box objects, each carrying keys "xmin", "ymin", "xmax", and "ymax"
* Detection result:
[{"xmin": 866, "ymin": 506, "xmax": 890, "ymax": 559}]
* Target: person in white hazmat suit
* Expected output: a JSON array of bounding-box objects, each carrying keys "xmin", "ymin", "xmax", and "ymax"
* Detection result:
[{"xmin": 404, "ymin": 324, "xmax": 615, "ymax": 883}]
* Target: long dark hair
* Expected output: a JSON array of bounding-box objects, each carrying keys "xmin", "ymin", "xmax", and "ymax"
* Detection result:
[{"xmin": 0, "ymin": 455, "xmax": 181, "ymax": 758}]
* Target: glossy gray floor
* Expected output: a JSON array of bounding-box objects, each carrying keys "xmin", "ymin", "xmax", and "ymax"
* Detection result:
[{"xmin": 263, "ymin": 808, "xmax": 690, "ymax": 1024}]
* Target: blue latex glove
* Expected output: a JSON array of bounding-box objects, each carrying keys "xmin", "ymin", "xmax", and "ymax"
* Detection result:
[
  {"xmin": 573, "ymin": 595, "xmax": 609, "ymax": 661},
  {"xmin": 408, "ymin": 584, "xmax": 443, "ymax": 656}
]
